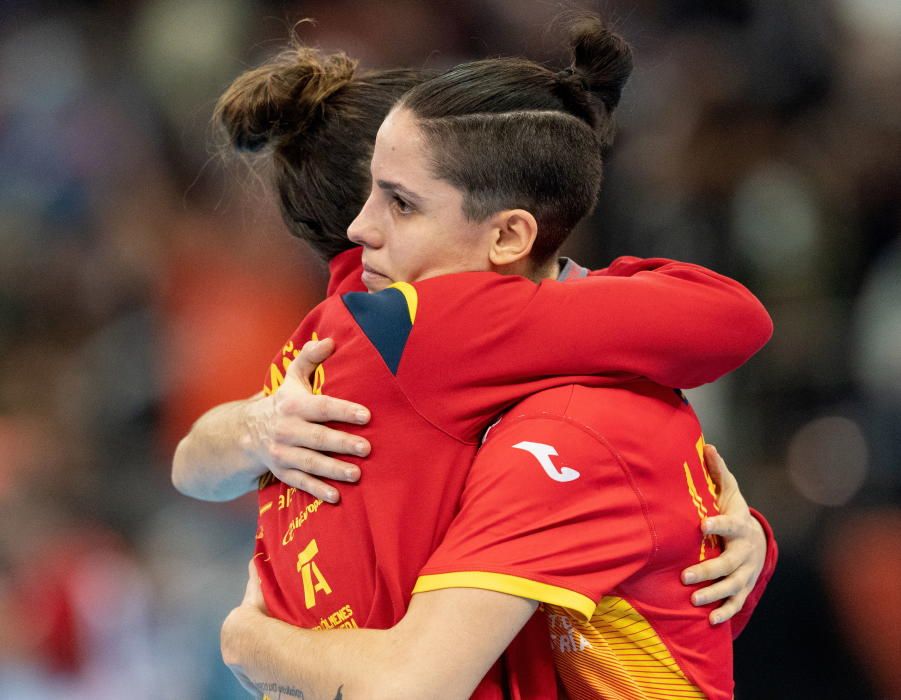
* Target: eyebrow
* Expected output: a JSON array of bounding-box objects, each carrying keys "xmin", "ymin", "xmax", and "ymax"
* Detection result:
[{"xmin": 376, "ymin": 179, "xmax": 424, "ymax": 206}]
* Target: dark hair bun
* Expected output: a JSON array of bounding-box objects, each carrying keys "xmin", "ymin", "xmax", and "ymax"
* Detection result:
[
  {"xmin": 568, "ymin": 16, "xmax": 633, "ymax": 112},
  {"xmin": 215, "ymin": 45, "xmax": 357, "ymax": 153}
]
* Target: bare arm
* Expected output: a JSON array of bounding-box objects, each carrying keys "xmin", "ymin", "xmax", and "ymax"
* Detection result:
[
  {"xmin": 221, "ymin": 562, "xmax": 536, "ymax": 700},
  {"xmin": 171, "ymin": 339, "xmax": 372, "ymax": 503}
]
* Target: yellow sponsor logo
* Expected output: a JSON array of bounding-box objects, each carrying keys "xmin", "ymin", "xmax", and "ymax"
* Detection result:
[
  {"xmin": 297, "ymin": 538, "xmax": 332, "ymax": 609},
  {"xmin": 314, "ymin": 604, "xmax": 358, "ymax": 630},
  {"xmin": 282, "ymin": 498, "xmax": 324, "ymax": 545}
]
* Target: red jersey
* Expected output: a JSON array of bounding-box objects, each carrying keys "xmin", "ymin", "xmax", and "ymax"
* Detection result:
[
  {"xmin": 254, "ymin": 248, "xmax": 772, "ymax": 696},
  {"xmin": 415, "ymin": 382, "xmax": 777, "ymax": 699}
]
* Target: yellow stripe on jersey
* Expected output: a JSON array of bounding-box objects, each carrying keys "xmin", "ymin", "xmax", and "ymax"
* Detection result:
[
  {"xmin": 546, "ymin": 595, "xmax": 705, "ymax": 700},
  {"xmin": 388, "ymin": 281, "xmax": 418, "ymax": 324},
  {"xmin": 413, "ymin": 572, "xmax": 597, "ymax": 621}
]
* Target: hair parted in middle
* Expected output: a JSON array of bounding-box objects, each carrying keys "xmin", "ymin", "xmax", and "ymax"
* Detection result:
[{"xmin": 400, "ymin": 15, "xmax": 633, "ymax": 264}]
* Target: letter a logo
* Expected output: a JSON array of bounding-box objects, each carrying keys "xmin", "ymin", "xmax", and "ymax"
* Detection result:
[
  {"xmin": 297, "ymin": 539, "xmax": 333, "ymax": 609},
  {"xmin": 512, "ymin": 441, "xmax": 580, "ymax": 482}
]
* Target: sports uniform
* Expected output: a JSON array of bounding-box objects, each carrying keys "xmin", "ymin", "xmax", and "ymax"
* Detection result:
[
  {"xmin": 415, "ymin": 381, "xmax": 778, "ymax": 699},
  {"xmin": 254, "ymin": 247, "xmax": 773, "ymax": 697}
]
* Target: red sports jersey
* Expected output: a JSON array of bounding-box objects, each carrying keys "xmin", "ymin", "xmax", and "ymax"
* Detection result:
[
  {"xmin": 254, "ymin": 248, "xmax": 772, "ymax": 697},
  {"xmin": 415, "ymin": 382, "xmax": 777, "ymax": 699}
]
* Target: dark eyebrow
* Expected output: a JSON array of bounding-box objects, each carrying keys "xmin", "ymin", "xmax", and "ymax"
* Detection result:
[{"xmin": 376, "ymin": 179, "xmax": 424, "ymax": 206}]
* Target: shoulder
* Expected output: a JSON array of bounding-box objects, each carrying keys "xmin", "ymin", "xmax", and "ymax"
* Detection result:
[
  {"xmin": 341, "ymin": 283, "xmax": 418, "ymax": 374},
  {"xmin": 497, "ymin": 382, "xmax": 688, "ymax": 434}
]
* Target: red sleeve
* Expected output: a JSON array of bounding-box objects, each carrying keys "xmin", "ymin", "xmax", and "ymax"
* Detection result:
[
  {"xmin": 399, "ymin": 260, "xmax": 772, "ymax": 439},
  {"xmin": 585, "ymin": 256, "xmax": 774, "ymax": 389},
  {"xmin": 412, "ymin": 416, "xmax": 652, "ymax": 621},
  {"xmin": 730, "ymin": 507, "xmax": 778, "ymax": 638}
]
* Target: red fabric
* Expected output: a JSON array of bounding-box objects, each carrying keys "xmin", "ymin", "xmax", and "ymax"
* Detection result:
[
  {"xmin": 326, "ymin": 247, "xmax": 366, "ymax": 296},
  {"xmin": 419, "ymin": 382, "xmax": 736, "ymax": 699},
  {"xmin": 254, "ymin": 258, "xmax": 771, "ymax": 697}
]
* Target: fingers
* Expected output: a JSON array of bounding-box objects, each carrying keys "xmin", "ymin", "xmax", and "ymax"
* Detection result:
[
  {"xmin": 682, "ymin": 548, "xmax": 740, "ymax": 585},
  {"xmin": 707, "ymin": 588, "xmax": 751, "ymax": 625},
  {"xmin": 270, "ymin": 444, "xmax": 361, "ymax": 482},
  {"xmin": 687, "ymin": 568, "xmax": 745, "ymax": 606},
  {"xmin": 243, "ymin": 559, "xmax": 260, "ymax": 603},
  {"xmin": 272, "ymin": 414, "xmax": 370, "ymax": 456},
  {"xmin": 287, "ymin": 338, "xmax": 336, "ymax": 381},
  {"xmin": 276, "ymin": 390, "xmax": 370, "ymax": 427},
  {"xmin": 701, "ymin": 514, "xmax": 747, "ymax": 539},
  {"xmin": 271, "ymin": 464, "xmax": 342, "ymax": 504},
  {"xmin": 704, "ymin": 444, "xmax": 739, "ymax": 489},
  {"xmin": 303, "ymin": 394, "xmax": 371, "ymax": 426}
]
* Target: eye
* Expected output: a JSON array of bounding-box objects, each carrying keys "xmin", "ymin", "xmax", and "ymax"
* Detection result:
[{"xmin": 391, "ymin": 194, "xmax": 414, "ymax": 215}]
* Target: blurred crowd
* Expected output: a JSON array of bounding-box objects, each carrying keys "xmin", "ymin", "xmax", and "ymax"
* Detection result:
[{"xmin": 0, "ymin": 1, "xmax": 898, "ymax": 698}]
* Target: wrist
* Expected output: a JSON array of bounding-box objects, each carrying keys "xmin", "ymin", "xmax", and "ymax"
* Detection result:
[{"xmin": 239, "ymin": 396, "xmax": 273, "ymax": 467}]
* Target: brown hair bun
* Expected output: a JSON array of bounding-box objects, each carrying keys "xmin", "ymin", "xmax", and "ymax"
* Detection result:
[
  {"xmin": 215, "ymin": 45, "xmax": 357, "ymax": 153},
  {"xmin": 568, "ymin": 16, "xmax": 633, "ymax": 113}
]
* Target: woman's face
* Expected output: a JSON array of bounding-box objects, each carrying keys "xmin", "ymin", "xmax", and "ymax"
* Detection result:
[{"xmin": 347, "ymin": 106, "xmax": 495, "ymax": 292}]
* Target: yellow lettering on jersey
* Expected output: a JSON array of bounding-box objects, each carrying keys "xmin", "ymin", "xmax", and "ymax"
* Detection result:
[
  {"xmin": 269, "ymin": 363, "xmax": 285, "ymax": 393},
  {"xmin": 697, "ymin": 436, "xmax": 721, "ymax": 512},
  {"xmin": 546, "ymin": 597, "xmax": 706, "ymax": 699},
  {"xmin": 683, "ymin": 434, "xmax": 717, "ymax": 560},
  {"xmin": 310, "ymin": 332, "xmax": 326, "ymax": 395},
  {"xmin": 314, "ymin": 603, "xmax": 358, "ymax": 630},
  {"xmin": 278, "ymin": 487, "xmax": 297, "ymax": 511},
  {"xmin": 297, "ymin": 539, "xmax": 332, "ymax": 609},
  {"xmin": 282, "ymin": 499, "xmax": 324, "ymax": 545}
]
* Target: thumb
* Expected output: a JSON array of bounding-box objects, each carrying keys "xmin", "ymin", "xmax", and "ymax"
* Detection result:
[
  {"xmin": 703, "ymin": 444, "xmax": 725, "ymax": 490},
  {"xmin": 286, "ymin": 337, "xmax": 335, "ymax": 383},
  {"xmin": 704, "ymin": 444, "xmax": 742, "ymax": 507}
]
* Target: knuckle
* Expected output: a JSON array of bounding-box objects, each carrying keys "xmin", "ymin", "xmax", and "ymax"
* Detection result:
[
  {"xmin": 291, "ymin": 472, "xmax": 312, "ymax": 491},
  {"xmin": 272, "ymin": 420, "xmax": 291, "ymax": 444},
  {"xmin": 317, "ymin": 397, "xmax": 333, "ymax": 421},
  {"xmin": 309, "ymin": 425, "xmax": 327, "ymax": 450},
  {"xmin": 279, "ymin": 396, "xmax": 302, "ymax": 416},
  {"xmin": 267, "ymin": 443, "xmax": 284, "ymax": 465},
  {"xmin": 719, "ymin": 603, "xmax": 738, "ymax": 620},
  {"xmin": 319, "ymin": 458, "xmax": 339, "ymax": 478}
]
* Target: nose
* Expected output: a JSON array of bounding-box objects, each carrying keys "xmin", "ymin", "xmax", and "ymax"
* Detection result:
[{"xmin": 347, "ymin": 192, "xmax": 383, "ymax": 248}]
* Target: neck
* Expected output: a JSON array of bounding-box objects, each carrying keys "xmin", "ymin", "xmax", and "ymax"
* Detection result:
[
  {"xmin": 494, "ymin": 254, "xmax": 560, "ymax": 283},
  {"xmin": 534, "ymin": 256, "xmax": 561, "ymax": 281}
]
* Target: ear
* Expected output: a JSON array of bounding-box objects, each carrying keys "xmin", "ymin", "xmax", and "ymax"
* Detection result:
[{"xmin": 487, "ymin": 209, "xmax": 538, "ymax": 268}]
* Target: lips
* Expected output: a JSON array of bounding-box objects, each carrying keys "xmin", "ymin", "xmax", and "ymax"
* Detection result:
[
  {"xmin": 361, "ymin": 262, "xmax": 391, "ymax": 290},
  {"xmin": 362, "ymin": 262, "xmax": 387, "ymax": 278}
]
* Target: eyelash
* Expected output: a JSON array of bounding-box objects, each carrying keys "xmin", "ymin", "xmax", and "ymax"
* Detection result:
[{"xmin": 391, "ymin": 194, "xmax": 414, "ymax": 215}]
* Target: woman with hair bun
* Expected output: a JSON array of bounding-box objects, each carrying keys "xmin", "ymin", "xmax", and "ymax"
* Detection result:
[{"xmin": 176, "ymin": 16, "xmax": 775, "ymax": 699}]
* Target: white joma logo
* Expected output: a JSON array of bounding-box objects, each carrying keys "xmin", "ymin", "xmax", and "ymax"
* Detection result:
[{"xmin": 512, "ymin": 441, "xmax": 581, "ymax": 482}]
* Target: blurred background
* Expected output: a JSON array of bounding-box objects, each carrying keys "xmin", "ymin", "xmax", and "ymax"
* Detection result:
[{"xmin": 0, "ymin": 0, "xmax": 898, "ymax": 698}]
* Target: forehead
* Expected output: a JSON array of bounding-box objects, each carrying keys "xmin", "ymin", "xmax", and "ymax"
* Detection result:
[{"xmin": 372, "ymin": 107, "xmax": 428, "ymax": 172}]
